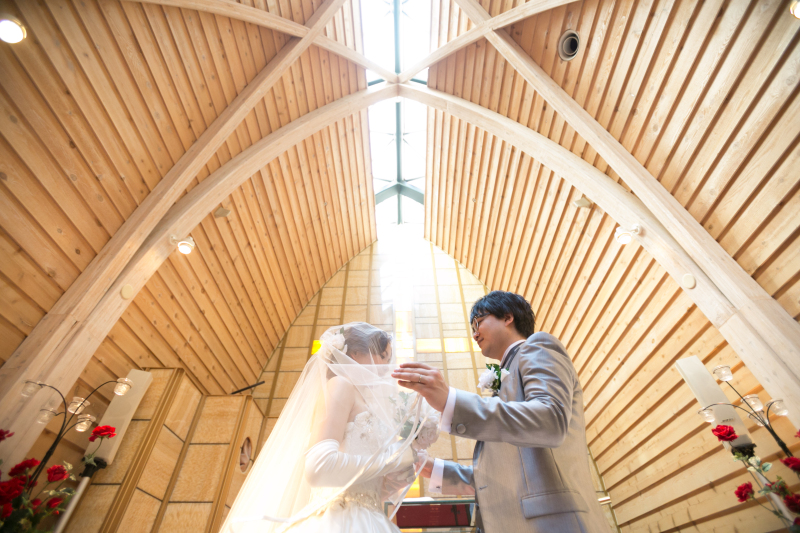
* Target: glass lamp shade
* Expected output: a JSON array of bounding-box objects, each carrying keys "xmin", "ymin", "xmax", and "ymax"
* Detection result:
[
  {"xmin": 743, "ymin": 394, "xmax": 763, "ymax": 412},
  {"xmin": 75, "ymin": 414, "xmax": 96, "ymax": 432},
  {"xmin": 67, "ymin": 397, "xmax": 90, "ymax": 415},
  {"xmin": 114, "ymin": 377, "xmax": 133, "ymax": 396},
  {"xmin": 698, "ymin": 408, "xmax": 715, "ymax": 423},
  {"xmin": 712, "ymin": 365, "xmax": 733, "ymax": 382},
  {"xmin": 21, "ymin": 380, "xmax": 43, "ymax": 398},
  {"xmin": 748, "ymin": 413, "xmax": 765, "ymax": 427},
  {"xmin": 766, "ymin": 399, "xmax": 788, "ymax": 417},
  {"xmin": 36, "ymin": 408, "xmax": 57, "ymax": 425}
]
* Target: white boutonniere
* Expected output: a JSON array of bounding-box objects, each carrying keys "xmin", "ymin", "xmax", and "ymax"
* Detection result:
[{"xmin": 477, "ymin": 364, "xmax": 510, "ymax": 394}]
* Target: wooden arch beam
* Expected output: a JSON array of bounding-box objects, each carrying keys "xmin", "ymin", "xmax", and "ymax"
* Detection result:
[
  {"xmin": 132, "ymin": 0, "xmax": 399, "ymax": 83},
  {"xmin": 0, "ymin": 0, "xmax": 353, "ymax": 465},
  {"xmin": 399, "ymin": 82, "xmax": 800, "ymax": 427},
  {"xmin": 453, "ymin": 0, "xmax": 800, "ymax": 422},
  {"xmin": 398, "ymin": 0, "xmax": 577, "ymax": 84}
]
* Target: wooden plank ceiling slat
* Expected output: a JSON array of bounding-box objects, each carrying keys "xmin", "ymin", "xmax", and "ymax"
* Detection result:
[{"xmin": 425, "ymin": 0, "xmax": 800, "ymax": 530}]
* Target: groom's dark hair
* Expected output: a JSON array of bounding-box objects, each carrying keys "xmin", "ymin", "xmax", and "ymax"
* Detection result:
[{"xmin": 470, "ymin": 291, "xmax": 535, "ymax": 338}]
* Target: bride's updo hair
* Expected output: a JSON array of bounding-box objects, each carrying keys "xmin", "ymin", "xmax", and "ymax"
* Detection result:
[{"xmin": 344, "ymin": 323, "xmax": 391, "ymax": 362}]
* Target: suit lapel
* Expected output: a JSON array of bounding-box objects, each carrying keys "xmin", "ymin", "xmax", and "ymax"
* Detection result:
[{"xmin": 492, "ymin": 343, "xmax": 522, "ymax": 398}]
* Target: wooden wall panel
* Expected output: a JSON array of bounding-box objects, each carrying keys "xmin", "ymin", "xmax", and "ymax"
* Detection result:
[
  {"xmin": 0, "ymin": 0, "xmax": 377, "ymax": 453},
  {"xmin": 425, "ymin": 0, "xmax": 800, "ymax": 530}
]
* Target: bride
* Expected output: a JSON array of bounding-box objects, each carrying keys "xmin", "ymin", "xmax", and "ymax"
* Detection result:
[{"xmin": 222, "ymin": 322, "xmax": 439, "ymax": 533}]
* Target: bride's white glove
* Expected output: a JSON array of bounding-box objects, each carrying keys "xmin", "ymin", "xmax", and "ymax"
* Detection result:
[{"xmin": 304, "ymin": 439, "xmax": 415, "ymax": 487}]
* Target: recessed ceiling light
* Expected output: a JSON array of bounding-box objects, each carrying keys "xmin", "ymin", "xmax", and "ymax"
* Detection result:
[
  {"xmin": 171, "ymin": 235, "xmax": 196, "ymax": 254},
  {"xmin": 792, "ymin": 1, "xmax": 800, "ymax": 19},
  {"xmin": 614, "ymin": 224, "xmax": 640, "ymax": 245},
  {"xmin": 0, "ymin": 17, "xmax": 26, "ymax": 44}
]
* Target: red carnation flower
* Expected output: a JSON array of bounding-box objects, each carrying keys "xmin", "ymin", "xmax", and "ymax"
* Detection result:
[
  {"xmin": 31, "ymin": 498, "xmax": 41, "ymax": 508},
  {"xmin": 782, "ymin": 457, "xmax": 800, "ymax": 473},
  {"xmin": 785, "ymin": 494, "xmax": 800, "ymax": 514},
  {"xmin": 0, "ymin": 429, "xmax": 13, "ymax": 443},
  {"xmin": 734, "ymin": 482, "xmax": 754, "ymax": 503},
  {"xmin": 47, "ymin": 497, "xmax": 64, "ymax": 510},
  {"xmin": 47, "ymin": 464, "xmax": 68, "ymax": 483},
  {"xmin": 8, "ymin": 458, "xmax": 39, "ymax": 478},
  {"xmin": 2, "ymin": 502, "xmax": 11, "ymax": 519},
  {"xmin": 88, "ymin": 425, "xmax": 116, "ymax": 442},
  {"xmin": 0, "ymin": 478, "xmax": 25, "ymax": 505},
  {"xmin": 711, "ymin": 425, "xmax": 738, "ymax": 442}
]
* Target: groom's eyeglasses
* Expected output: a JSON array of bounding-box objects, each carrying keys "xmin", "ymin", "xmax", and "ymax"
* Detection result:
[{"xmin": 471, "ymin": 314, "xmax": 489, "ymax": 335}]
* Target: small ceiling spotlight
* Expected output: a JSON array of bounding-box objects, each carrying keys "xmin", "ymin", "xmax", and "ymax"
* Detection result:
[
  {"xmin": 791, "ymin": 1, "xmax": 800, "ymax": 19},
  {"xmin": 171, "ymin": 235, "xmax": 196, "ymax": 254},
  {"xmin": 614, "ymin": 224, "xmax": 640, "ymax": 244},
  {"xmin": 0, "ymin": 15, "xmax": 26, "ymax": 44}
]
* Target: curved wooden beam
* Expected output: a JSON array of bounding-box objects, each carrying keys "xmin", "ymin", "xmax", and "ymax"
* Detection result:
[
  {"xmin": 399, "ymin": 81, "xmax": 800, "ymax": 426},
  {"xmin": 0, "ymin": 82, "xmax": 397, "ymax": 466},
  {"xmin": 0, "ymin": 0, "xmax": 351, "ymax": 465},
  {"xmin": 130, "ymin": 0, "xmax": 399, "ymax": 83},
  {"xmin": 456, "ymin": 0, "xmax": 800, "ymax": 421},
  {"xmin": 398, "ymin": 0, "xmax": 577, "ymax": 84}
]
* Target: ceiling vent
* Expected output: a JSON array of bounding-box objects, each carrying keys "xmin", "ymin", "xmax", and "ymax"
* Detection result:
[{"xmin": 558, "ymin": 30, "xmax": 580, "ymax": 61}]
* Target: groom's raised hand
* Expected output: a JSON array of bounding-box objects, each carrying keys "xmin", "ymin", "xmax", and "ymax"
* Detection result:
[{"xmin": 391, "ymin": 362, "xmax": 449, "ymax": 412}]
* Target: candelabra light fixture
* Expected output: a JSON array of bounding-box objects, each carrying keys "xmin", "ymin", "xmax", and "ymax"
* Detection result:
[
  {"xmin": 18, "ymin": 377, "xmax": 133, "ymax": 490},
  {"xmin": 697, "ymin": 365, "xmax": 792, "ymax": 458}
]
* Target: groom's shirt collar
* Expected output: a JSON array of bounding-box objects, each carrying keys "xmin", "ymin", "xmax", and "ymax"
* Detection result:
[{"xmin": 501, "ymin": 340, "xmax": 525, "ymax": 368}]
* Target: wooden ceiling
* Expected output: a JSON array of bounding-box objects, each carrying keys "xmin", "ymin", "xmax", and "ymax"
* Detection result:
[
  {"xmin": 0, "ymin": 0, "xmax": 798, "ymax": 529},
  {"xmin": 0, "ymin": 0, "xmax": 375, "ymax": 450},
  {"xmin": 424, "ymin": 0, "xmax": 799, "ymax": 530}
]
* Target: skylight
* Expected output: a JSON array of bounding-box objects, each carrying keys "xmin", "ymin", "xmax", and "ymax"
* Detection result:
[{"xmin": 361, "ymin": 0, "xmax": 431, "ymax": 225}]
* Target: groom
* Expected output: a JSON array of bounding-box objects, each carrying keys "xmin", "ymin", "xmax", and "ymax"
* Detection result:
[{"xmin": 392, "ymin": 291, "xmax": 608, "ymax": 533}]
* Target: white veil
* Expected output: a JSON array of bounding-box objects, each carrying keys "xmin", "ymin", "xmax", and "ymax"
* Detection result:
[{"xmin": 222, "ymin": 322, "xmax": 437, "ymax": 533}]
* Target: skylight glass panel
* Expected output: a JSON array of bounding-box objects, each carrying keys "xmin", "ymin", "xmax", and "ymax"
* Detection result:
[
  {"xmin": 361, "ymin": 0, "xmax": 395, "ymax": 82},
  {"xmin": 400, "ymin": 0, "xmax": 432, "ymax": 75},
  {"xmin": 401, "ymin": 98, "xmax": 427, "ymax": 190},
  {"xmin": 368, "ymin": 98, "xmax": 398, "ymax": 193}
]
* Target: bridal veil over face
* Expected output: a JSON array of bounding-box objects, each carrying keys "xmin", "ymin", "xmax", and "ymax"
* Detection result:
[{"xmin": 222, "ymin": 322, "xmax": 435, "ymax": 533}]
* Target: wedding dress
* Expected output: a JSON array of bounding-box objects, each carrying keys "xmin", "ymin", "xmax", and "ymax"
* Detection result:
[
  {"xmin": 289, "ymin": 411, "xmax": 401, "ymax": 533},
  {"xmin": 221, "ymin": 323, "xmax": 439, "ymax": 533}
]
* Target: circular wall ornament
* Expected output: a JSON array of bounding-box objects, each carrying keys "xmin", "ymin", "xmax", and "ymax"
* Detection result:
[
  {"xmin": 239, "ymin": 437, "xmax": 252, "ymax": 472},
  {"xmin": 682, "ymin": 273, "xmax": 696, "ymax": 290}
]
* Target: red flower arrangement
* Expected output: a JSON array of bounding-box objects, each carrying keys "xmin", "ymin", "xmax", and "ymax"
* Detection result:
[
  {"xmin": 46, "ymin": 465, "xmax": 69, "ymax": 483},
  {"xmin": 734, "ymin": 482, "xmax": 753, "ymax": 502},
  {"xmin": 8, "ymin": 459, "xmax": 39, "ymax": 479},
  {"xmin": 0, "ymin": 430, "xmax": 76, "ymax": 531},
  {"xmin": 711, "ymin": 425, "xmax": 738, "ymax": 442},
  {"xmin": 88, "ymin": 425, "xmax": 116, "ymax": 443},
  {"xmin": 786, "ymin": 494, "xmax": 800, "ymax": 514},
  {"xmin": 0, "ymin": 429, "xmax": 13, "ymax": 443},
  {"xmin": 783, "ymin": 457, "xmax": 800, "ymax": 474}
]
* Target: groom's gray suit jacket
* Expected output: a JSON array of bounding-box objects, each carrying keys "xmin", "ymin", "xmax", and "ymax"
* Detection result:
[{"xmin": 441, "ymin": 332, "xmax": 609, "ymax": 533}]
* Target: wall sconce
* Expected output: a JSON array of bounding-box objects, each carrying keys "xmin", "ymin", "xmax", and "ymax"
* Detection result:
[
  {"xmin": 614, "ymin": 224, "xmax": 640, "ymax": 244},
  {"xmin": 170, "ymin": 235, "xmax": 195, "ymax": 254},
  {"xmin": 0, "ymin": 15, "xmax": 26, "ymax": 44}
]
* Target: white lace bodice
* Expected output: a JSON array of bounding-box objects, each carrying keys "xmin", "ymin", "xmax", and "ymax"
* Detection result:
[{"xmin": 307, "ymin": 411, "xmax": 394, "ymax": 513}]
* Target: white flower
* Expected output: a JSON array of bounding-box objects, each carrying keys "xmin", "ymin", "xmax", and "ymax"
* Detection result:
[
  {"xmin": 330, "ymin": 333, "xmax": 346, "ymax": 352},
  {"xmin": 500, "ymin": 369, "xmax": 511, "ymax": 382},
  {"xmin": 413, "ymin": 418, "xmax": 440, "ymax": 450},
  {"xmin": 477, "ymin": 369, "xmax": 495, "ymax": 391}
]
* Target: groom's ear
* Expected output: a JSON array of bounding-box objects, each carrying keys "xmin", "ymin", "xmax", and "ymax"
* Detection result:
[{"xmin": 503, "ymin": 313, "xmax": 515, "ymax": 328}]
